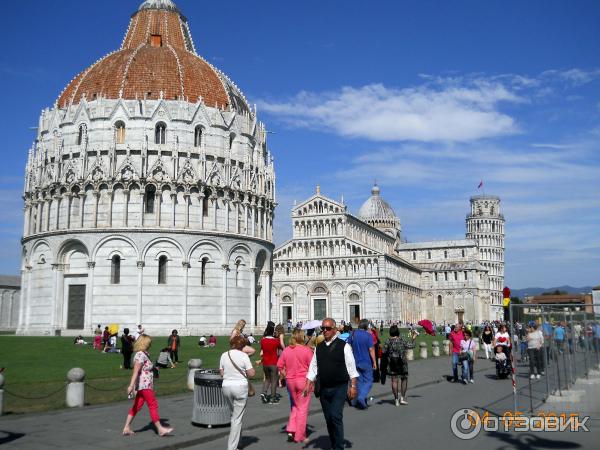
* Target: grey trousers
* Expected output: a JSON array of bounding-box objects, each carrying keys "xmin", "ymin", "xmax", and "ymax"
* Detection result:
[{"xmin": 222, "ymin": 384, "xmax": 249, "ymax": 450}]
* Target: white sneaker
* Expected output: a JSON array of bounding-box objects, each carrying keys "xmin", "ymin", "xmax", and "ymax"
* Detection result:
[
  {"xmin": 530, "ymin": 374, "xmax": 536, "ymax": 379},
  {"xmin": 469, "ymin": 379, "xmax": 474, "ymax": 384},
  {"xmin": 536, "ymin": 374, "xmax": 541, "ymax": 379},
  {"xmin": 400, "ymin": 397, "xmax": 408, "ymax": 405},
  {"xmin": 394, "ymin": 398, "xmax": 400, "ymax": 407}
]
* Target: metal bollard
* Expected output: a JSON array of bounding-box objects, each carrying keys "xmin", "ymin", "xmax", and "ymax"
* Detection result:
[
  {"xmin": 443, "ymin": 340, "xmax": 451, "ymax": 356},
  {"xmin": 66, "ymin": 368, "xmax": 85, "ymax": 408},
  {"xmin": 187, "ymin": 359, "xmax": 203, "ymax": 391},
  {"xmin": 0, "ymin": 373, "xmax": 4, "ymax": 416},
  {"xmin": 432, "ymin": 341, "xmax": 440, "ymax": 357},
  {"xmin": 419, "ymin": 342, "xmax": 428, "ymax": 359},
  {"xmin": 405, "ymin": 348, "xmax": 414, "ymax": 361}
]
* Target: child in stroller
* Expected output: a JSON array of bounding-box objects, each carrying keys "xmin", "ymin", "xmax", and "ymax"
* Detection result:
[{"xmin": 495, "ymin": 344, "xmax": 510, "ymax": 379}]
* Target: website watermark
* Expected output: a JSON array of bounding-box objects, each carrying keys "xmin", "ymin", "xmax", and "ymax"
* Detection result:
[{"xmin": 450, "ymin": 408, "xmax": 590, "ymax": 440}]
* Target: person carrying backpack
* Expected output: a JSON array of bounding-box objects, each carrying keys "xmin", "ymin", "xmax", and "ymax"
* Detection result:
[{"xmin": 380, "ymin": 325, "xmax": 417, "ymax": 406}]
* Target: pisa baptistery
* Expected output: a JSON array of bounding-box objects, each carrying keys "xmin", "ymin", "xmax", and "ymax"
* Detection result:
[{"xmin": 19, "ymin": 0, "xmax": 276, "ymax": 335}]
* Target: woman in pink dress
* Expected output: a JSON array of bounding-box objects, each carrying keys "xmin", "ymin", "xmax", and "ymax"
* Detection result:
[
  {"xmin": 277, "ymin": 329, "xmax": 314, "ymax": 444},
  {"xmin": 122, "ymin": 335, "xmax": 173, "ymax": 437}
]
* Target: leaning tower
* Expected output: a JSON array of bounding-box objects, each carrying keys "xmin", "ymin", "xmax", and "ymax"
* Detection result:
[{"xmin": 466, "ymin": 195, "xmax": 505, "ymax": 320}]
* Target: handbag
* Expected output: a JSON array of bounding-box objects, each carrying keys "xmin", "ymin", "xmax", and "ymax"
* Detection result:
[{"xmin": 228, "ymin": 351, "xmax": 255, "ymax": 397}]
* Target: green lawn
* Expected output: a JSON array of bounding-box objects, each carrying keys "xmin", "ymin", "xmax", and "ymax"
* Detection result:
[{"xmin": 0, "ymin": 329, "xmax": 446, "ymax": 414}]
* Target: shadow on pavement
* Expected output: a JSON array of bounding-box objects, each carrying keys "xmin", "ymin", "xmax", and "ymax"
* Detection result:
[
  {"xmin": 239, "ymin": 435, "xmax": 259, "ymax": 448},
  {"xmin": 303, "ymin": 435, "xmax": 353, "ymax": 449},
  {"xmin": 0, "ymin": 431, "xmax": 25, "ymax": 445},
  {"xmin": 485, "ymin": 431, "xmax": 581, "ymax": 450}
]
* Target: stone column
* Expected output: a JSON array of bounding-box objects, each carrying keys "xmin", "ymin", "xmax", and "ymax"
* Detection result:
[
  {"xmin": 249, "ymin": 267, "xmax": 256, "ymax": 327},
  {"xmin": 184, "ymin": 193, "xmax": 190, "ymax": 228},
  {"xmin": 182, "ymin": 261, "xmax": 190, "ymax": 327},
  {"xmin": 22, "ymin": 265, "xmax": 32, "ymax": 330},
  {"xmin": 66, "ymin": 368, "xmax": 85, "ymax": 408},
  {"xmin": 92, "ymin": 191, "xmax": 100, "ymax": 228},
  {"xmin": 211, "ymin": 195, "xmax": 218, "ymax": 230},
  {"xmin": 37, "ymin": 200, "xmax": 43, "ymax": 233},
  {"xmin": 50, "ymin": 264, "xmax": 61, "ymax": 332},
  {"xmin": 155, "ymin": 191, "xmax": 161, "ymax": 226},
  {"xmin": 224, "ymin": 197, "xmax": 230, "ymax": 232},
  {"xmin": 78, "ymin": 194, "xmax": 85, "ymax": 228},
  {"xmin": 23, "ymin": 203, "xmax": 30, "ymax": 236},
  {"xmin": 234, "ymin": 199, "xmax": 240, "ymax": 234},
  {"xmin": 199, "ymin": 191, "xmax": 205, "ymax": 229},
  {"xmin": 258, "ymin": 205, "xmax": 264, "ymax": 239},
  {"xmin": 222, "ymin": 264, "xmax": 229, "ymax": 325},
  {"xmin": 136, "ymin": 261, "xmax": 144, "ymax": 325},
  {"xmin": 251, "ymin": 203, "xmax": 256, "ymax": 237},
  {"xmin": 243, "ymin": 201, "xmax": 249, "ymax": 235},
  {"xmin": 45, "ymin": 198, "xmax": 51, "ymax": 231},
  {"xmin": 123, "ymin": 189, "xmax": 129, "ymax": 227},
  {"xmin": 84, "ymin": 262, "xmax": 95, "ymax": 330},
  {"xmin": 139, "ymin": 191, "xmax": 145, "ymax": 227},
  {"xmin": 106, "ymin": 189, "xmax": 114, "ymax": 227},
  {"xmin": 171, "ymin": 192, "xmax": 177, "ymax": 227},
  {"xmin": 66, "ymin": 194, "xmax": 73, "ymax": 229},
  {"xmin": 261, "ymin": 270, "xmax": 272, "ymax": 324}
]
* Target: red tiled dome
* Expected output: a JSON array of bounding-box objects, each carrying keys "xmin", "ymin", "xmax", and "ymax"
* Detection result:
[{"xmin": 57, "ymin": 3, "xmax": 244, "ymax": 111}]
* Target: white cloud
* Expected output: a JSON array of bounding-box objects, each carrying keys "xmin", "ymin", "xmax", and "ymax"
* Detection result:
[{"xmin": 259, "ymin": 82, "xmax": 521, "ymax": 143}]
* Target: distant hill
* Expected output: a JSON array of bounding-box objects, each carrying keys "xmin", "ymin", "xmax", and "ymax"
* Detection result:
[{"xmin": 511, "ymin": 285, "xmax": 593, "ymax": 299}]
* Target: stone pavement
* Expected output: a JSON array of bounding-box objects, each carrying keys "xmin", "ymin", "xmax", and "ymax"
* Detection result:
[{"xmin": 0, "ymin": 355, "xmax": 457, "ymax": 449}]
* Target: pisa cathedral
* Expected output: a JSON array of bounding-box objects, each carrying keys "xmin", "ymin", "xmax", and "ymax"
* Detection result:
[
  {"xmin": 271, "ymin": 186, "xmax": 505, "ymax": 325},
  {"xmin": 14, "ymin": 0, "xmax": 505, "ymax": 335}
]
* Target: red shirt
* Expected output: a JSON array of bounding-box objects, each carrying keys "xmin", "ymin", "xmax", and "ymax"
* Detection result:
[
  {"xmin": 260, "ymin": 336, "xmax": 281, "ymax": 366},
  {"xmin": 449, "ymin": 330, "xmax": 465, "ymax": 354}
]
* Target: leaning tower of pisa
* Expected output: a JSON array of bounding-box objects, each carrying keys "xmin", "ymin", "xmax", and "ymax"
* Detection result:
[{"xmin": 466, "ymin": 195, "xmax": 505, "ymax": 320}]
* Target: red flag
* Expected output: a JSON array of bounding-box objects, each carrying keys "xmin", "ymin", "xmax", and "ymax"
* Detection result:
[{"xmin": 477, "ymin": 180, "xmax": 483, "ymax": 189}]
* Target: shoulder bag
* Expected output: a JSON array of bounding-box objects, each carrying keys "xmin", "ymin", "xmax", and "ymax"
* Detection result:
[{"xmin": 228, "ymin": 351, "xmax": 255, "ymax": 397}]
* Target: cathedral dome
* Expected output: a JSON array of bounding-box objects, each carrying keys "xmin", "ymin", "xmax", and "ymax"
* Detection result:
[
  {"xmin": 57, "ymin": 0, "xmax": 249, "ymax": 112},
  {"xmin": 358, "ymin": 184, "xmax": 401, "ymax": 238},
  {"xmin": 358, "ymin": 184, "xmax": 398, "ymax": 222}
]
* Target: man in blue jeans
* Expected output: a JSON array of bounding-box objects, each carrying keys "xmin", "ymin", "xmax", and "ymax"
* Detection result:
[{"xmin": 349, "ymin": 319, "xmax": 376, "ymax": 408}]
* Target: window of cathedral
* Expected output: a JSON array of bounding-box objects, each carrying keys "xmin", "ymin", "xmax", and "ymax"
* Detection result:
[
  {"xmin": 454, "ymin": 271, "xmax": 458, "ymax": 281},
  {"xmin": 201, "ymin": 257, "xmax": 208, "ymax": 285},
  {"xmin": 194, "ymin": 125, "xmax": 203, "ymax": 147},
  {"xmin": 434, "ymin": 272, "xmax": 438, "ymax": 281},
  {"xmin": 235, "ymin": 259, "xmax": 242, "ymax": 286},
  {"xmin": 111, "ymin": 255, "xmax": 121, "ymax": 284},
  {"xmin": 464, "ymin": 271, "xmax": 468, "ymax": 280},
  {"xmin": 462, "ymin": 249, "xmax": 465, "ymax": 257},
  {"xmin": 444, "ymin": 272, "xmax": 448, "ymax": 281},
  {"xmin": 438, "ymin": 295, "xmax": 442, "ymax": 306},
  {"xmin": 444, "ymin": 250, "xmax": 448, "ymax": 258},
  {"xmin": 150, "ymin": 34, "xmax": 163, "ymax": 47},
  {"xmin": 229, "ymin": 133, "xmax": 235, "ymax": 150},
  {"xmin": 412, "ymin": 251, "xmax": 416, "ymax": 260},
  {"xmin": 145, "ymin": 185, "xmax": 156, "ymax": 213},
  {"xmin": 115, "ymin": 121, "xmax": 126, "ymax": 144},
  {"xmin": 155, "ymin": 122, "xmax": 167, "ymax": 144},
  {"xmin": 427, "ymin": 251, "xmax": 431, "ymax": 259},
  {"xmin": 202, "ymin": 195, "xmax": 209, "ymax": 217},
  {"xmin": 77, "ymin": 124, "xmax": 86, "ymax": 146},
  {"xmin": 158, "ymin": 255, "xmax": 168, "ymax": 284}
]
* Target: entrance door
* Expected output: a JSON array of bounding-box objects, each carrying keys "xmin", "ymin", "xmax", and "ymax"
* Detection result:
[
  {"xmin": 313, "ymin": 298, "xmax": 326, "ymax": 320},
  {"xmin": 349, "ymin": 305, "xmax": 360, "ymax": 324},
  {"xmin": 456, "ymin": 311, "xmax": 464, "ymax": 324},
  {"xmin": 282, "ymin": 306, "xmax": 292, "ymax": 322},
  {"xmin": 67, "ymin": 285, "xmax": 86, "ymax": 329}
]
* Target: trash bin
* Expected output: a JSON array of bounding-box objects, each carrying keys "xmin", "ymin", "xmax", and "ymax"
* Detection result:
[{"xmin": 192, "ymin": 369, "xmax": 232, "ymax": 427}]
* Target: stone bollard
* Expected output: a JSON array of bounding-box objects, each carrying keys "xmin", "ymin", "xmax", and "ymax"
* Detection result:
[
  {"xmin": 66, "ymin": 368, "xmax": 85, "ymax": 408},
  {"xmin": 0, "ymin": 373, "xmax": 4, "ymax": 416},
  {"xmin": 187, "ymin": 359, "xmax": 203, "ymax": 391},
  {"xmin": 443, "ymin": 340, "xmax": 451, "ymax": 356},
  {"xmin": 419, "ymin": 342, "xmax": 428, "ymax": 359},
  {"xmin": 405, "ymin": 348, "xmax": 414, "ymax": 361},
  {"xmin": 432, "ymin": 341, "xmax": 440, "ymax": 357}
]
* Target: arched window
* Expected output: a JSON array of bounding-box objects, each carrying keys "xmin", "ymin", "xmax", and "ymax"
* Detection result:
[
  {"xmin": 194, "ymin": 125, "xmax": 203, "ymax": 147},
  {"xmin": 111, "ymin": 255, "xmax": 121, "ymax": 284},
  {"xmin": 461, "ymin": 249, "xmax": 465, "ymax": 258},
  {"xmin": 427, "ymin": 251, "xmax": 431, "ymax": 259},
  {"xmin": 201, "ymin": 257, "xmax": 208, "ymax": 285},
  {"xmin": 282, "ymin": 295, "xmax": 291, "ymax": 303},
  {"xmin": 115, "ymin": 121, "xmax": 126, "ymax": 144},
  {"xmin": 158, "ymin": 255, "xmax": 168, "ymax": 284},
  {"xmin": 434, "ymin": 272, "xmax": 438, "ymax": 281},
  {"xmin": 155, "ymin": 122, "xmax": 166, "ymax": 144},
  {"xmin": 349, "ymin": 292, "xmax": 360, "ymax": 302},
  {"xmin": 285, "ymin": 266, "xmax": 290, "ymax": 276},
  {"xmin": 444, "ymin": 250, "xmax": 448, "ymax": 258},
  {"xmin": 145, "ymin": 185, "xmax": 156, "ymax": 213},
  {"xmin": 77, "ymin": 124, "xmax": 86, "ymax": 146},
  {"xmin": 444, "ymin": 272, "xmax": 448, "ymax": 281},
  {"xmin": 229, "ymin": 133, "xmax": 235, "ymax": 150},
  {"xmin": 437, "ymin": 295, "xmax": 442, "ymax": 306},
  {"xmin": 202, "ymin": 193, "xmax": 209, "ymax": 217},
  {"xmin": 235, "ymin": 259, "xmax": 242, "ymax": 286},
  {"xmin": 412, "ymin": 251, "xmax": 416, "ymax": 260}
]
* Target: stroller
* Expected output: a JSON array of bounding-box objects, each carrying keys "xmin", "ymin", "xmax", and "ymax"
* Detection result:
[{"xmin": 495, "ymin": 345, "xmax": 511, "ymax": 379}]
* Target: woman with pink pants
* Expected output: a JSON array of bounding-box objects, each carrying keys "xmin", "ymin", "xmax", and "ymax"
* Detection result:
[{"xmin": 277, "ymin": 328, "xmax": 314, "ymax": 444}]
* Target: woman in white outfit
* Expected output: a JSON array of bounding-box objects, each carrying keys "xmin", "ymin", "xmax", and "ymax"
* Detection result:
[{"xmin": 220, "ymin": 335, "xmax": 256, "ymax": 450}]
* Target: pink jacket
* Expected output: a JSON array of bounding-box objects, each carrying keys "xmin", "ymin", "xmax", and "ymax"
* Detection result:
[{"xmin": 277, "ymin": 345, "xmax": 314, "ymax": 380}]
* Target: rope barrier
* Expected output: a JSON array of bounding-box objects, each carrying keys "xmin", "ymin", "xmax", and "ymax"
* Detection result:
[
  {"xmin": 4, "ymin": 383, "xmax": 67, "ymax": 400},
  {"xmin": 86, "ymin": 381, "xmax": 129, "ymax": 392}
]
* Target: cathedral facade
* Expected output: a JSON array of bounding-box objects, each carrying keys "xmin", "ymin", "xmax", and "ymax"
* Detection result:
[
  {"xmin": 272, "ymin": 186, "xmax": 505, "ymax": 325},
  {"xmin": 18, "ymin": 0, "xmax": 275, "ymax": 336}
]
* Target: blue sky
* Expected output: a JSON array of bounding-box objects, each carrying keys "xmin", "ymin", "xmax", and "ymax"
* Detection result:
[{"xmin": 1, "ymin": 0, "xmax": 599, "ymax": 288}]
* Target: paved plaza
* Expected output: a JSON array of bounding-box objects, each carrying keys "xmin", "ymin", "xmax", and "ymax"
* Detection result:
[{"xmin": 1, "ymin": 355, "xmax": 598, "ymax": 449}]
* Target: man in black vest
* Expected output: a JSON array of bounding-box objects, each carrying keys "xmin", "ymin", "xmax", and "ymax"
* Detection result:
[{"xmin": 303, "ymin": 318, "xmax": 359, "ymax": 450}]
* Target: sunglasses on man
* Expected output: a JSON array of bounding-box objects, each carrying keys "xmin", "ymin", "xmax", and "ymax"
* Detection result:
[{"xmin": 320, "ymin": 326, "xmax": 334, "ymax": 331}]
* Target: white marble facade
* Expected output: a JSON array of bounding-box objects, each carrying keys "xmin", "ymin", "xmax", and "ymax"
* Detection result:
[
  {"xmin": 18, "ymin": 1, "xmax": 275, "ymax": 336},
  {"xmin": 0, "ymin": 276, "xmax": 20, "ymax": 331},
  {"xmin": 273, "ymin": 186, "xmax": 503, "ymax": 325}
]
